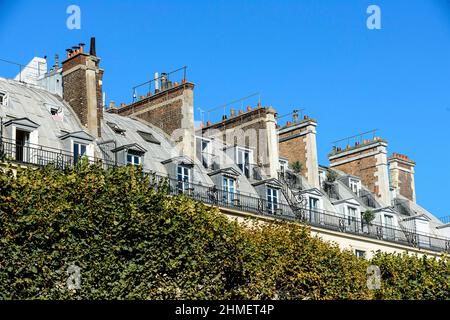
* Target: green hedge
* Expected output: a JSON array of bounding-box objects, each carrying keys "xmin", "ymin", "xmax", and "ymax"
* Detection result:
[{"xmin": 0, "ymin": 163, "xmax": 448, "ymax": 299}]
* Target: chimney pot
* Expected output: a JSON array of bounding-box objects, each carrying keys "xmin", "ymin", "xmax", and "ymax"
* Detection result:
[
  {"xmin": 89, "ymin": 37, "xmax": 96, "ymax": 56},
  {"xmin": 109, "ymin": 101, "xmax": 115, "ymax": 109},
  {"xmin": 247, "ymin": 106, "xmax": 252, "ymax": 112},
  {"xmin": 207, "ymin": 120, "xmax": 212, "ymax": 126},
  {"xmin": 120, "ymin": 102, "xmax": 126, "ymax": 107},
  {"xmin": 230, "ymin": 108, "xmax": 236, "ymax": 117},
  {"xmin": 147, "ymin": 92, "xmax": 152, "ymax": 97},
  {"xmin": 222, "ymin": 115, "xmax": 228, "ymax": 121},
  {"xmin": 239, "ymin": 109, "xmax": 244, "ymax": 115},
  {"xmin": 286, "ymin": 121, "xmax": 291, "ymax": 127},
  {"xmin": 200, "ymin": 121, "xmax": 204, "ymax": 128}
]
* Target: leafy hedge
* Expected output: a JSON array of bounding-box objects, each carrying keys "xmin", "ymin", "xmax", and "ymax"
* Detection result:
[{"xmin": 0, "ymin": 163, "xmax": 448, "ymax": 299}]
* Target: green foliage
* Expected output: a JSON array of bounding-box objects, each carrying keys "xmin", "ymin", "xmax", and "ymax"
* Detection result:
[
  {"xmin": 362, "ymin": 209, "xmax": 376, "ymax": 225},
  {"xmin": 0, "ymin": 163, "xmax": 448, "ymax": 299},
  {"xmin": 326, "ymin": 170, "xmax": 338, "ymax": 183},
  {"xmin": 289, "ymin": 161, "xmax": 303, "ymax": 174},
  {"xmin": 371, "ymin": 252, "xmax": 450, "ymax": 299}
]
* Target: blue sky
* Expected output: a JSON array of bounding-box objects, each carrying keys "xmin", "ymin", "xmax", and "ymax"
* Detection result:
[{"xmin": 1, "ymin": 0, "xmax": 449, "ymax": 218}]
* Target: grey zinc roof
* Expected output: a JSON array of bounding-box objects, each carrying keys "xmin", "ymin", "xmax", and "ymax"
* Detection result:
[
  {"xmin": 0, "ymin": 77, "xmax": 86, "ymax": 150},
  {"xmin": 100, "ymin": 113, "xmax": 215, "ymax": 186}
]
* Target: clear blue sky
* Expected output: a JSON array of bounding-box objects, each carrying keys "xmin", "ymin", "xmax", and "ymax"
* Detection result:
[{"xmin": 1, "ymin": 0, "xmax": 449, "ymax": 218}]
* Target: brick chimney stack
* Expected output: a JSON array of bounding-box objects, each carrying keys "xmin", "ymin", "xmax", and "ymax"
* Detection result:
[
  {"xmin": 328, "ymin": 137, "xmax": 390, "ymax": 205},
  {"xmin": 278, "ymin": 114, "xmax": 319, "ymax": 188},
  {"xmin": 62, "ymin": 37, "xmax": 104, "ymax": 138},
  {"xmin": 388, "ymin": 153, "xmax": 416, "ymax": 202}
]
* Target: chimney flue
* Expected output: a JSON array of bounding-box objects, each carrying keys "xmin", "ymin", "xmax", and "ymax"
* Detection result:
[{"xmin": 90, "ymin": 37, "xmax": 96, "ymax": 56}]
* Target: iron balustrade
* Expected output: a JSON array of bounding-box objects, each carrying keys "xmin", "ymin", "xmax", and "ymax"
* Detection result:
[
  {"xmin": 2, "ymin": 138, "xmax": 450, "ymax": 253},
  {"xmin": 0, "ymin": 138, "xmax": 115, "ymax": 170}
]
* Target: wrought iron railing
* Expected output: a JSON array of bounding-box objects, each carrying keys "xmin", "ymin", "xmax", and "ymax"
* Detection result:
[
  {"xmin": 0, "ymin": 138, "xmax": 115, "ymax": 170},
  {"xmin": 2, "ymin": 138, "xmax": 450, "ymax": 253}
]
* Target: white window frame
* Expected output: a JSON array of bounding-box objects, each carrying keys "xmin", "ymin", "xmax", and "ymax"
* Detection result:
[
  {"xmin": 267, "ymin": 187, "xmax": 279, "ymax": 214},
  {"xmin": 384, "ymin": 214, "xmax": 395, "ymax": 240},
  {"xmin": 177, "ymin": 165, "xmax": 191, "ymax": 193},
  {"xmin": 127, "ymin": 151, "xmax": 142, "ymax": 166},
  {"xmin": 196, "ymin": 136, "xmax": 212, "ymax": 168},
  {"xmin": 347, "ymin": 206, "xmax": 358, "ymax": 232},
  {"xmin": 309, "ymin": 197, "xmax": 320, "ymax": 223},
  {"xmin": 349, "ymin": 178, "xmax": 360, "ymax": 196},
  {"xmin": 73, "ymin": 142, "xmax": 87, "ymax": 163},
  {"xmin": 222, "ymin": 176, "xmax": 236, "ymax": 203},
  {"xmin": 236, "ymin": 147, "xmax": 253, "ymax": 178},
  {"xmin": 279, "ymin": 159, "xmax": 289, "ymax": 173},
  {"xmin": 0, "ymin": 91, "xmax": 8, "ymax": 106}
]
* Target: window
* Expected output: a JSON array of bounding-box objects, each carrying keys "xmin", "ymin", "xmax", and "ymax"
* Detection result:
[
  {"xmin": 309, "ymin": 197, "xmax": 320, "ymax": 223},
  {"xmin": 384, "ymin": 215, "xmax": 395, "ymax": 240},
  {"xmin": 267, "ymin": 187, "xmax": 279, "ymax": 214},
  {"xmin": 15, "ymin": 129, "xmax": 30, "ymax": 162},
  {"xmin": 127, "ymin": 151, "xmax": 141, "ymax": 166},
  {"xmin": 279, "ymin": 159, "xmax": 288, "ymax": 173},
  {"xmin": 222, "ymin": 176, "xmax": 235, "ymax": 203},
  {"xmin": 0, "ymin": 92, "xmax": 7, "ymax": 106},
  {"xmin": 237, "ymin": 148, "xmax": 251, "ymax": 178},
  {"xmin": 196, "ymin": 137, "xmax": 212, "ymax": 168},
  {"xmin": 177, "ymin": 166, "xmax": 191, "ymax": 193},
  {"xmin": 107, "ymin": 121, "xmax": 126, "ymax": 135},
  {"xmin": 350, "ymin": 179, "xmax": 360, "ymax": 196},
  {"xmin": 347, "ymin": 206, "xmax": 358, "ymax": 232},
  {"xmin": 318, "ymin": 170, "xmax": 326, "ymax": 188},
  {"xmin": 73, "ymin": 142, "xmax": 87, "ymax": 163},
  {"xmin": 355, "ymin": 250, "xmax": 366, "ymax": 259},
  {"xmin": 137, "ymin": 130, "xmax": 160, "ymax": 144}
]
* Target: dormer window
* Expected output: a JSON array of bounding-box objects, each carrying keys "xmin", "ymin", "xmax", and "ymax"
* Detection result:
[
  {"xmin": 177, "ymin": 165, "xmax": 191, "ymax": 193},
  {"xmin": 196, "ymin": 137, "xmax": 212, "ymax": 169},
  {"xmin": 0, "ymin": 92, "xmax": 7, "ymax": 106},
  {"xmin": 73, "ymin": 142, "xmax": 87, "ymax": 163},
  {"xmin": 236, "ymin": 147, "xmax": 252, "ymax": 178},
  {"xmin": 267, "ymin": 187, "xmax": 279, "ymax": 214},
  {"xmin": 107, "ymin": 121, "xmax": 126, "ymax": 135},
  {"xmin": 349, "ymin": 179, "xmax": 360, "ymax": 196},
  {"xmin": 127, "ymin": 150, "xmax": 142, "ymax": 166},
  {"xmin": 222, "ymin": 176, "xmax": 236, "ymax": 203},
  {"xmin": 279, "ymin": 158, "xmax": 288, "ymax": 174}
]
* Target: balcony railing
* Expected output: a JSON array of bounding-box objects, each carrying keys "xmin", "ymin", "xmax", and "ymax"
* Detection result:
[
  {"xmin": 0, "ymin": 138, "xmax": 115, "ymax": 170},
  {"xmin": 2, "ymin": 138, "xmax": 450, "ymax": 253}
]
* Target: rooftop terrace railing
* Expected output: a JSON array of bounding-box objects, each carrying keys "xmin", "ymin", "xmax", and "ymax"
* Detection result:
[{"xmin": 2, "ymin": 138, "xmax": 450, "ymax": 254}]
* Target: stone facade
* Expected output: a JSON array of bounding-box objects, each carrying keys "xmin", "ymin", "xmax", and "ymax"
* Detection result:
[{"xmin": 278, "ymin": 118, "xmax": 319, "ymax": 188}]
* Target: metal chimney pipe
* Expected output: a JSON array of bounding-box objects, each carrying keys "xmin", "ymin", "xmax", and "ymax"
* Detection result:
[{"xmin": 89, "ymin": 37, "xmax": 96, "ymax": 56}]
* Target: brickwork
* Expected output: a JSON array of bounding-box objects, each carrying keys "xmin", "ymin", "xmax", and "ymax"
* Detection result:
[
  {"xmin": 62, "ymin": 67, "xmax": 88, "ymax": 126},
  {"xmin": 332, "ymin": 153, "xmax": 378, "ymax": 195},
  {"xmin": 329, "ymin": 141, "xmax": 388, "ymax": 200},
  {"xmin": 397, "ymin": 170, "xmax": 414, "ymax": 201},
  {"xmin": 62, "ymin": 51, "xmax": 103, "ymax": 137},
  {"xmin": 201, "ymin": 108, "xmax": 273, "ymax": 165},
  {"xmin": 112, "ymin": 83, "xmax": 193, "ymax": 138},
  {"xmin": 278, "ymin": 129, "xmax": 307, "ymax": 175},
  {"xmin": 388, "ymin": 153, "xmax": 416, "ymax": 202}
]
